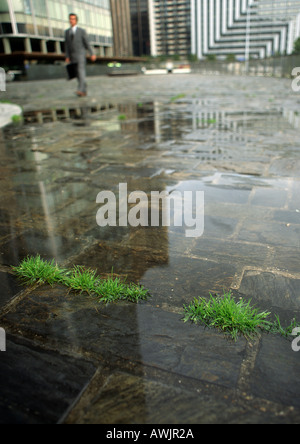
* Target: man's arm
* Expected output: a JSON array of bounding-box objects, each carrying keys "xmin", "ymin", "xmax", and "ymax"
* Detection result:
[
  {"xmin": 82, "ymin": 29, "xmax": 96, "ymax": 61},
  {"xmin": 64, "ymin": 30, "xmax": 70, "ymax": 63}
]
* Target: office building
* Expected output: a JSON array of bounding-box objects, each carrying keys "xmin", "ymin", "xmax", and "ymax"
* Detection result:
[
  {"xmin": 191, "ymin": 0, "xmax": 300, "ymax": 60},
  {"xmin": 0, "ymin": 0, "xmax": 113, "ymax": 57},
  {"xmin": 149, "ymin": 0, "xmax": 191, "ymax": 57},
  {"xmin": 130, "ymin": 0, "xmax": 151, "ymax": 56}
]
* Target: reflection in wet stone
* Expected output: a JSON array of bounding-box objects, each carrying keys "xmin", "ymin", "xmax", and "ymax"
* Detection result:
[
  {"xmin": 141, "ymin": 257, "xmax": 237, "ymax": 309},
  {"xmin": 0, "ymin": 91, "xmax": 300, "ymax": 423},
  {"xmin": 1, "ymin": 286, "xmax": 245, "ymax": 390},
  {"xmin": 238, "ymin": 271, "xmax": 300, "ymax": 311},
  {"xmin": 250, "ymin": 334, "xmax": 300, "ymax": 409},
  {"xmin": 0, "ymin": 230, "xmax": 87, "ymax": 266},
  {"xmin": 0, "ymin": 335, "xmax": 96, "ymax": 424},
  {"xmin": 65, "ymin": 371, "xmax": 245, "ymax": 424},
  {"xmin": 0, "ymin": 272, "xmax": 24, "ymax": 308},
  {"xmin": 1, "ymin": 99, "xmax": 299, "ymax": 305},
  {"xmin": 74, "ymin": 226, "xmax": 169, "ymax": 283}
]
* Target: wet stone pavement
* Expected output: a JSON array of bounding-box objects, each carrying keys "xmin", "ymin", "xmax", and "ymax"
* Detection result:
[{"xmin": 0, "ymin": 74, "xmax": 300, "ymax": 424}]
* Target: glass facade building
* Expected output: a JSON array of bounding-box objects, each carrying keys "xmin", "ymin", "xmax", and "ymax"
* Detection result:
[
  {"xmin": 0, "ymin": 0, "xmax": 113, "ymax": 56},
  {"xmin": 130, "ymin": 0, "xmax": 151, "ymax": 56},
  {"xmin": 191, "ymin": 0, "xmax": 300, "ymax": 60}
]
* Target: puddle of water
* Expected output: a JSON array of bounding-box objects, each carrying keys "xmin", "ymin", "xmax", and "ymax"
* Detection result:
[
  {"xmin": 23, "ymin": 103, "xmax": 116, "ymax": 124},
  {"xmin": 0, "ymin": 99, "xmax": 299, "ymax": 307}
]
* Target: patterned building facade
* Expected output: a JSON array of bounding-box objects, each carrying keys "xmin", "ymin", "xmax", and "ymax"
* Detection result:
[{"xmin": 191, "ymin": 0, "xmax": 300, "ymax": 60}]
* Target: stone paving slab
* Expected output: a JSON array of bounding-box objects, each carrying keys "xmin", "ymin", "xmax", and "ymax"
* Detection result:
[{"xmin": 0, "ymin": 334, "xmax": 96, "ymax": 424}]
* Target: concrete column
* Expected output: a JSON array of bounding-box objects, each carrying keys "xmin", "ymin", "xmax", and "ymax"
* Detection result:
[
  {"xmin": 40, "ymin": 40, "xmax": 48, "ymax": 54},
  {"xmin": 7, "ymin": 0, "xmax": 17, "ymax": 34},
  {"xmin": 3, "ymin": 38, "xmax": 12, "ymax": 54},
  {"xmin": 106, "ymin": 46, "xmax": 113, "ymax": 57},
  {"xmin": 25, "ymin": 38, "xmax": 32, "ymax": 53},
  {"xmin": 55, "ymin": 41, "xmax": 62, "ymax": 54},
  {"xmin": 148, "ymin": 0, "xmax": 157, "ymax": 56}
]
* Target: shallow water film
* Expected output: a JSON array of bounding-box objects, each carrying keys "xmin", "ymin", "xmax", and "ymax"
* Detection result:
[{"xmin": 0, "ymin": 74, "xmax": 299, "ymax": 424}]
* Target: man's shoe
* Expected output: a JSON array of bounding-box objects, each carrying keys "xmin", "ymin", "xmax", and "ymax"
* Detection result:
[{"xmin": 76, "ymin": 91, "xmax": 87, "ymax": 97}]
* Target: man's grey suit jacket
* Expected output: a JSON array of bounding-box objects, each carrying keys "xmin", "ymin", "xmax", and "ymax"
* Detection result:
[{"xmin": 65, "ymin": 27, "xmax": 94, "ymax": 63}]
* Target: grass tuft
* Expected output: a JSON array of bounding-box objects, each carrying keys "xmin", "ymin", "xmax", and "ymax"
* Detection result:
[
  {"xmin": 183, "ymin": 290, "xmax": 300, "ymax": 341},
  {"xmin": 170, "ymin": 93, "xmax": 186, "ymax": 102},
  {"xmin": 12, "ymin": 255, "xmax": 149, "ymax": 304},
  {"xmin": 264, "ymin": 314, "xmax": 300, "ymax": 338},
  {"xmin": 64, "ymin": 266, "xmax": 100, "ymax": 295},
  {"xmin": 94, "ymin": 273, "xmax": 149, "ymax": 304},
  {"xmin": 12, "ymin": 255, "xmax": 67, "ymax": 286}
]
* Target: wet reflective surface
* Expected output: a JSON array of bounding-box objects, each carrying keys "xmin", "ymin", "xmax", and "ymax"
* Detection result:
[{"xmin": 0, "ymin": 75, "xmax": 300, "ymax": 423}]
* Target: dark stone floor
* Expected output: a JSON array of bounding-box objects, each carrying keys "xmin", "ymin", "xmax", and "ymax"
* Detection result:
[{"xmin": 0, "ymin": 74, "xmax": 299, "ymax": 424}]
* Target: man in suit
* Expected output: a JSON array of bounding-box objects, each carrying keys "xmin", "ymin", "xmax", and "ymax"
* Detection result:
[{"xmin": 65, "ymin": 13, "xmax": 96, "ymax": 97}]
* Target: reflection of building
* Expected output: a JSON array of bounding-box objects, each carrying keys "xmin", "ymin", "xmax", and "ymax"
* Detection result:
[
  {"xmin": 0, "ymin": 0, "xmax": 113, "ymax": 57},
  {"xmin": 191, "ymin": 0, "xmax": 300, "ymax": 60},
  {"xmin": 149, "ymin": 0, "xmax": 191, "ymax": 57},
  {"xmin": 110, "ymin": 0, "xmax": 133, "ymax": 57},
  {"xmin": 130, "ymin": 0, "xmax": 151, "ymax": 56}
]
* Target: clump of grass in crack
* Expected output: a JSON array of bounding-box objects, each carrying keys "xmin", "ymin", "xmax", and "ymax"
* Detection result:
[
  {"xmin": 170, "ymin": 93, "xmax": 186, "ymax": 102},
  {"xmin": 95, "ymin": 273, "xmax": 148, "ymax": 303},
  {"xmin": 123, "ymin": 282, "xmax": 149, "ymax": 303},
  {"xmin": 12, "ymin": 256, "xmax": 149, "ymax": 304},
  {"xmin": 183, "ymin": 291, "xmax": 271, "ymax": 341},
  {"xmin": 64, "ymin": 265, "xmax": 100, "ymax": 295},
  {"xmin": 264, "ymin": 315, "xmax": 300, "ymax": 338},
  {"xmin": 12, "ymin": 255, "xmax": 67, "ymax": 286},
  {"xmin": 183, "ymin": 291, "xmax": 299, "ymax": 342}
]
